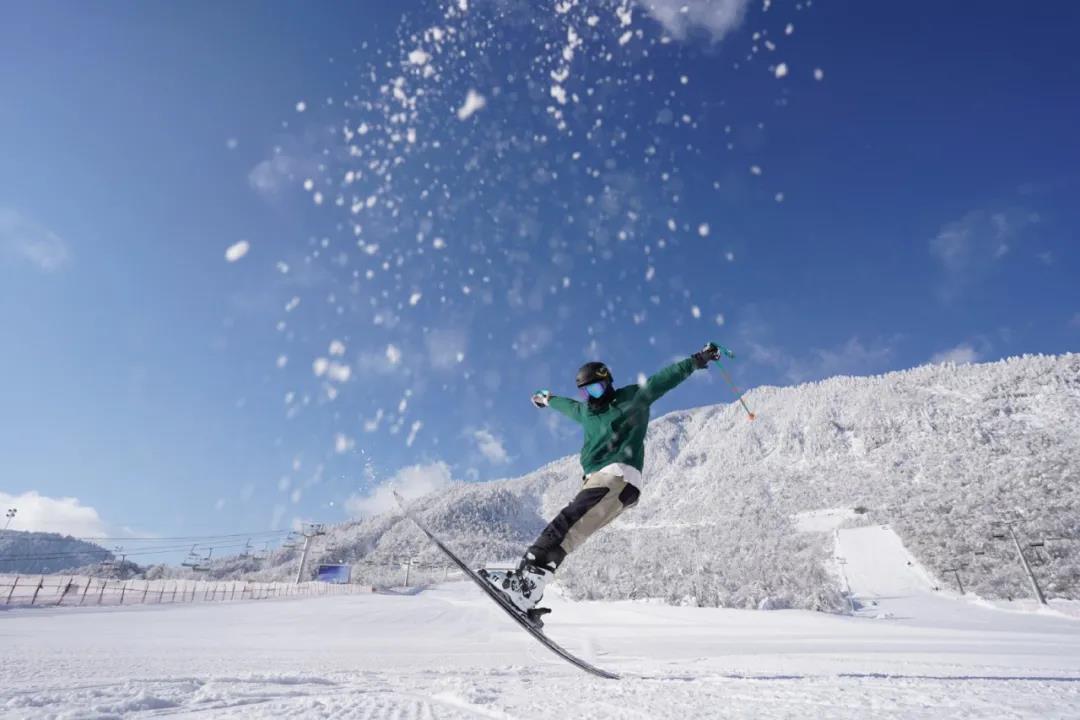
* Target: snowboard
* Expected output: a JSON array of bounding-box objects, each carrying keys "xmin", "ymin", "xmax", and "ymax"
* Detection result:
[{"xmin": 394, "ymin": 491, "xmax": 619, "ymax": 680}]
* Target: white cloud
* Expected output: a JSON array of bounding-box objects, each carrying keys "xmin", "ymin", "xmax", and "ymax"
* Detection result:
[
  {"xmin": 930, "ymin": 208, "xmax": 1040, "ymax": 298},
  {"xmin": 355, "ymin": 350, "xmax": 401, "ymax": 375},
  {"xmin": 345, "ymin": 461, "xmax": 453, "ymax": 519},
  {"xmin": 742, "ymin": 326, "xmax": 895, "ymax": 385},
  {"xmin": 636, "ymin": 0, "xmax": 751, "ymax": 42},
  {"xmin": 0, "ymin": 491, "xmax": 109, "ymax": 536},
  {"xmin": 248, "ymin": 147, "xmax": 321, "ymax": 196},
  {"xmin": 0, "ymin": 208, "xmax": 72, "ymax": 272},
  {"xmin": 472, "ymin": 429, "xmax": 510, "ymax": 464},
  {"xmin": 809, "ymin": 337, "xmax": 894, "ymax": 381},
  {"xmin": 930, "ymin": 344, "xmax": 981, "ymax": 365},
  {"xmin": 931, "ymin": 210, "xmax": 1011, "ymax": 273},
  {"xmin": 248, "ymin": 155, "xmax": 295, "ymax": 194},
  {"xmin": 514, "ymin": 325, "xmax": 554, "ymax": 359},
  {"xmin": 426, "ymin": 328, "xmax": 468, "ymax": 370}
]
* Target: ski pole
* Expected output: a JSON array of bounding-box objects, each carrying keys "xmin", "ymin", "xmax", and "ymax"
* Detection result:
[{"xmin": 709, "ymin": 343, "xmax": 756, "ymax": 420}]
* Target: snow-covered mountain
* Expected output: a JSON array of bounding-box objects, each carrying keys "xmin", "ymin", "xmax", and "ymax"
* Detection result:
[
  {"xmin": 0, "ymin": 530, "xmax": 113, "ymax": 574},
  {"xmin": 241, "ymin": 354, "xmax": 1080, "ymax": 610}
]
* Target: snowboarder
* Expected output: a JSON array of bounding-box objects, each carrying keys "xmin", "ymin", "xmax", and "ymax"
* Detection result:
[{"xmin": 480, "ymin": 342, "xmax": 724, "ymax": 621}]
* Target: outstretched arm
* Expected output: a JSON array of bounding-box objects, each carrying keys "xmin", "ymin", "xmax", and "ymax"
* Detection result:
[
  {"xmin": 533, "ymin": 390, "xmax": 586, "ymax": 424},
  {"xmin": 547, "ymin": 395, "xmax": 586, "ymax": 424},
  {"xmin": 636, "ymin": 358, "xmax": 696, "ymax": 406},
  {"xmin": 636, "ymin": 343, "xmax": 721, "ymax": 406}
]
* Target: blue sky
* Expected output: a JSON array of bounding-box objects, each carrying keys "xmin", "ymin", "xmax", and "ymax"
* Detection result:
[{"xmin": 1, "ymin": 1, "xmax": 1077, "ymax": 555}]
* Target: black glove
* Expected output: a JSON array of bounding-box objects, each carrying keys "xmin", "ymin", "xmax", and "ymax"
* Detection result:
[{"xmin": 691, "ymin": 342, "xmax": 722, "ymax": 369}]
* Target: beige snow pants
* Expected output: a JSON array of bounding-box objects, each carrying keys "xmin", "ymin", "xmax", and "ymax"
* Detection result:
[{"xmin": 527, "ymin": 470, "xmax": 641, "ymax": 568}]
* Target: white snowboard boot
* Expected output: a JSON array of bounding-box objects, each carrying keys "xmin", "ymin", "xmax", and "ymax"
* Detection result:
[{"xmin": 479, "ymin": 562, "xmax": 552, "ymax": 619}]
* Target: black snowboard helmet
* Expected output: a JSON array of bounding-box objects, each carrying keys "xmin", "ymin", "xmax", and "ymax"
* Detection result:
[
  {"xmin": 576, "ymin": 361, "xmax": 615, "ymax": 408},
  {"xmin": 576, "ymin": 361, "xmax": 612, "ymax": 388}
]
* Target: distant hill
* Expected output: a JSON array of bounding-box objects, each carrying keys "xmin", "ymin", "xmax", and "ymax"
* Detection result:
[
  {"xmin": 203, "ymin": 354, "xmax": 1080, "ymax": 611},
  {"xmin": 0, "ymin": 530, "xmax": 114, "ymax": 574}
]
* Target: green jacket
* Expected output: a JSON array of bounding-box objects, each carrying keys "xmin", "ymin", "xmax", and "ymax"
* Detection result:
[{"xmin": 548, "ymin": 358, "xmax": 697, "ymax": 475}]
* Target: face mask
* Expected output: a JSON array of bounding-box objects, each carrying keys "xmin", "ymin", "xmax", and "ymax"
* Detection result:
[{"xmin": 579, "ymin": 381, "xmax": 608, "ymax": 399}]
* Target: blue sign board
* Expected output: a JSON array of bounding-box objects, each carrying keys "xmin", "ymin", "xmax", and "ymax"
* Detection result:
[{"xmin": 316, "ymin": 564, "xmax": 351, "ymax": 584}]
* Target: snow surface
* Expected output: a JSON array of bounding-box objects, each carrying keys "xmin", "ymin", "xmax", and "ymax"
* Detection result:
[
  {"xmin": 793, "ymin": 507, "xmax": 858, "ymax": 533},
  {"xmin": 837, "ymin": 524, "xmax": 941, "ymax": 600},
  {"xmin": 2, "ymin": 564, "xmax": 1079, "ymax": 719}
]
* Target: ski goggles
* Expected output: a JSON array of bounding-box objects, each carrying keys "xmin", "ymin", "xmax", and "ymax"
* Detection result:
[{"xmin": 579, "ymin": 381, "xmax": 608, "ymax": 400}]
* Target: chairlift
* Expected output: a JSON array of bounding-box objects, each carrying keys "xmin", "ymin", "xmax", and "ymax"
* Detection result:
[
  {"xmin": 182, "ymin": 545, "xmax": 213, "ymax": 571},
  {"xmin": 181, "ymin": 544, "xmax": 202, "ymax": 568}
]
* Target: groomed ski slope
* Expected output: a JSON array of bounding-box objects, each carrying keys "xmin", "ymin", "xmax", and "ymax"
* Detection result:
[{"xmin": 3, "ymin": 524, "xmax": 1079, "ymax": 720}]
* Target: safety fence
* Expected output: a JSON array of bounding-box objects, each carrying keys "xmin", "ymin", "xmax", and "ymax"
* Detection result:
[{"xmin": 0, "ymin": 574, "xmax": 370, "ymax": 608}]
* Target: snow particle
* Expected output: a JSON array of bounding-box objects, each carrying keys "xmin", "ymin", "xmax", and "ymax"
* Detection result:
[
  {"xmin": 334, "ymin": 433, "xmax": 355, "ymax": 454},
  {"xmin": 295, "ymin": 101, "xmax": 307, "ymax": 112},
  {"xmin": 406, "ymin": 420, "xmax": 422, "ymax": 448},
  {"xmin": 326, "ymin": 363, "xmax": 351, "ymax": 383},
  {"xmin": 774, "ymin": 63, "xmax": 789, "ymax": 79},
  {"xmin": 456, "ymin": 89, "xmax": 487, "ymax": 120},
  {"xmin": 697, "ymin": 223, "xmax": 710, "ymax": 237},
  {"xmin": 386, "ymin": 344, "xmax": 402, "ymax": 365},
  {"xmin": 814, "ymin": 67, "xmax": 825, "ymax": 81},
  {"xmin": 225, "ymin": 240, "xmax": 250, "ymax": 263}
]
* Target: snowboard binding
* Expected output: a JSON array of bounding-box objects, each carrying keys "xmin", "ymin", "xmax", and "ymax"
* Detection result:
[
  {"xmin": 477, "ymin": 567, "xmax": 552, "ymax": 628},
  {"xmin": 526, "ymin": 606, "xmax": 552, "ymax": 629}
]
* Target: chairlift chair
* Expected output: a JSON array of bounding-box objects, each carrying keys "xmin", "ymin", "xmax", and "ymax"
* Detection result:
[{"xmin": 181, "ymin": 544, "xmax": 202, "ymax": 569}]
